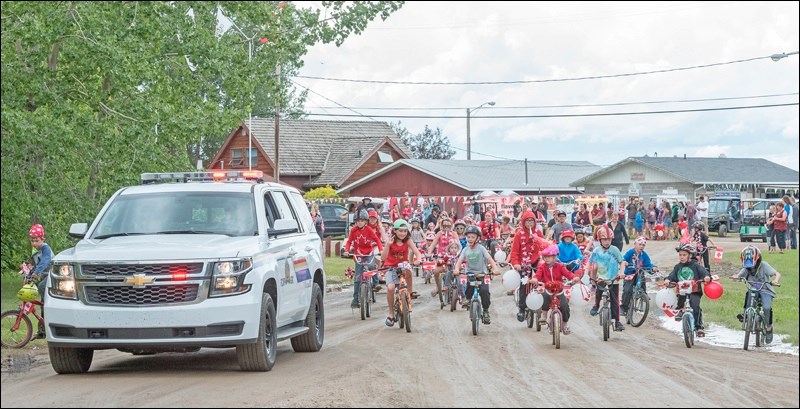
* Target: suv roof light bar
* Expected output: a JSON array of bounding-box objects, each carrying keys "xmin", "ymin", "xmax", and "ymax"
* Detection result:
[{"xmin": 141, "ymin": 171, "xmax": 264, "ymax": 185}]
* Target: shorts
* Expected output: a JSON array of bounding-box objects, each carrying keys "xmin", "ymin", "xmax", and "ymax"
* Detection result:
[
  {"xmin": 626, "ymin": 219, "xmax": 636, "ymax": 229},
  {"xmin": 384, "ymin": 267, "xmax": 411, "ymax": 285}
]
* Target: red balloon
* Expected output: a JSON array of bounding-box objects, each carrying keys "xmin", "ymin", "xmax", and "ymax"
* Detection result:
[{"xmin": 704, "ymin": 281, "xmax": 724, "ymax": 300}]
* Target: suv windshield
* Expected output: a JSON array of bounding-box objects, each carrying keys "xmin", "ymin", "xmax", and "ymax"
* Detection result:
[{"xmin": 92, "ymin": 192, "xmax": 257, "ymax": 238}]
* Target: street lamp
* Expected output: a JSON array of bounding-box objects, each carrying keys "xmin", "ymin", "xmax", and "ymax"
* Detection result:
[
  {"xmin": 466, "ymin": 101, "xmax": 495, "ymax": 160},
  {"xmin": 770, "ymin": 51, "xmax": 798, "ymax": 62}
]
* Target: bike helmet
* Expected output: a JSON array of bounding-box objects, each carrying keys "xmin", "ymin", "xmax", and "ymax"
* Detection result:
[
  {"xmin": 675, "ymin": 242, "xmax": 696, "ymax": 255},
  {"xmin": 367, "ymin": 209, "xmax": 379, "ymax": 220},
  {"xmin": 741, "ymin": 245, "xmax": 761, "ymax": 269},
  {"xmin": 560, "ymin": 230, "xmax": 575, "ymax": 241},
  {"xmin": 574, "ymin": 229, "xmax": 585, "ymax": 237},
  {"xmin": 634, "ymin": 236, "xmax": 647, "ymax": 246},
  {"xmin": 29, "ymin": 224, "xmax": 45, "ymax": 239},
  {"xmin": 381, "ymin": 218, "xmax": 392, "ymax": 226},
  {"xmin": 410, "ymin": 217, "xmax": 421, "ymax": 224},
  {"xmin": 464, "ymin": 225, "xmax": 481, "ymax": 237},
  {"xmin": 393, "ymin": 219, "xmax": 409, "ymax": 230},
  {"xmin": 694, "ymin": 221, "xmax": 705, "ymax": 231},
  {"xmin": 541, "ymin": 244, "xmax": 559, "ymax": 257},
  {"xmin": 454, "ymin": 219, "xmax": 466, "ymax": 228},
  {"xmin": 582, "ymin": 226, "xmax": 593, "ymax": 236},
  {"xmin": 17, "ymin": 283, "xmax": 38, "ymax": 302},
  {"xmin": 355, "ymin": 209, "xmax": 369, "ymax": 221},
  {"xmin": 595, "ymin": 224, "xmax": 614, "ymax": 240}
]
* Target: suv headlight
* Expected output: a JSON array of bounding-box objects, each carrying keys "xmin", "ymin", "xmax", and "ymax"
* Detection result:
[
  {"xmin": 50, "ymin": 264, "xmax": 77, "ymax": 300},
  {"xmin": 210, "ymin": 258, "xmax": 253, "ymax": 297}
]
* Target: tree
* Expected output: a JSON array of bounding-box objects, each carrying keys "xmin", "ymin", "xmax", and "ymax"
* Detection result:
[
  {"xmin": 391, "ymin": 122, "xmax": 456, "ymax": 160},
  {"xmin": 0, "ymin": 1, "xmax": 404, "ymax": 270}
]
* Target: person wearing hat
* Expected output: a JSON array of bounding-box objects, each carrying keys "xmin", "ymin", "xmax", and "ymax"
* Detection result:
[
  {"xmin": 25, "ymin": 224, "xmax": 53, "ymax": 303},
  {"xmin": 356, "ymin": 197, "xmax": 376, "ymax": 213},
  {"xmin": 366, "ymin": 210, "xmax": 385, "ymax": 251},
  {"xmin": 546, "ymin": 210, "xmax": 573, "ymax": 243}
]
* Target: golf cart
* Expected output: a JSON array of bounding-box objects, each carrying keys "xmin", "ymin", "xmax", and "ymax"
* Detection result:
[
  {"xmin": 738, "ymin": 198, "xmax": 770, "ymax": 242},
  {"xmin": 707, "ymin": 196, "xmax": 741, "ymax": 237}
]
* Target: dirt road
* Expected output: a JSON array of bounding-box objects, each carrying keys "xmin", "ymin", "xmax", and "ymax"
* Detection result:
[{"xmin": 2, "ymin": 237, "xmax": 798, "ymax": 407}]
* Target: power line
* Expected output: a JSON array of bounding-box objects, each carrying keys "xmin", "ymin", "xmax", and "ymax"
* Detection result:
[
  {"xmin": 299, "ymin": 92, "xmax": 799, "ymax": 111},
  {"xmin": 295, "ymin": 52, "xmax": 798, "ymax": 86},
  {"xmin": 300, "ymin": 102, "xmax": 798, "ymax": 119}
]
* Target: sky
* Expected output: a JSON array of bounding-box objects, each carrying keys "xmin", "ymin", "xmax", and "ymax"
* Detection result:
[{"xmin": 293, "ymin": 1, "xmax": 799, "ymax": 171}]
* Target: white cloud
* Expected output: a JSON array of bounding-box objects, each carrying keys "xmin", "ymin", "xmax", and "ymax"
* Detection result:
[{"xmin": 297, "ymin": 1, "xmax": 799, "ymax": 170}]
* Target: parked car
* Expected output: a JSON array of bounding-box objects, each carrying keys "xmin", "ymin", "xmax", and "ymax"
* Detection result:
[{"xmin": 319, "ymin": 204, "xmax": 348, "ymax": 237}]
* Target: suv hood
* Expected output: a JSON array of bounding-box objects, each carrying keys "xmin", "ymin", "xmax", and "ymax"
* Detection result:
[{"xmin": 57, "ymin": 235, "xmax": 258, "ymax": 262}]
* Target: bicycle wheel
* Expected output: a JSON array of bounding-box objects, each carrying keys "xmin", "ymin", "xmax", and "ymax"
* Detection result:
[
  {"xmin": 1, "ymin": 310, "xmax": 33, "ymax": 349},
  {"xmin": 754, "ymin": 314, "xmax": 761, "ymax": 348},
  {"xmin": 683, "ymin": 315, "xmax": 694, "ymax": 348},
  {"xmin": 471, "ymin": 301, "xmax": 480, "ymax": 336},
  {"xmin": 629, "ymin": 292, "xmax": 650, "ymax": 327},
  {"xmin": 396, "ymin": 300, "xmax": 404, "ymax": 329},
  {"xmin": 743, "ymin": 314, "xmax": 753, "ymax": 350},
  {"xmin": 552, "ymin": 311, "xmax": 561, "ymax": 349},
  {"xmin": 526, "ymin": 309, "xmax": 534, "ymax": 329},
  {"xmin": 365, "ymin": 285, "xmax": 372, "ymax": 318},
  {"xmin": 601, "ymin": 307, "xmax": 610, "ymax": 341},
  {"xmin": 534, "ymin": 310, "xmax": 542, "ymax": 332},
  {"xmin": 449, "ymin": 287, "xmax": 458, "ymax": 312},
  {"xmin": 439, "ymin": 280, "xmax": 446, "ymax": 310},
  {"xmin": 359, "ymin": 282, "xmax": 368, "ymax": 320},
  {"xmin": 401, "ymin": 296, "xmax": 411, "ymax": 333}
]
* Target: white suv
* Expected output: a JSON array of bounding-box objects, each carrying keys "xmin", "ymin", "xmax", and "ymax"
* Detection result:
[{"xmin": 46, "ymin": 171, "xmax": 325, "ymax": 373}]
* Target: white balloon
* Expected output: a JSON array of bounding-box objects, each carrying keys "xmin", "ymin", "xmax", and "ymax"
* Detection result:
[
  {"xmin": 494, "ymin": 250, "xmax": 507, "ymax": 263},
  {"xmin": 570, "ymin": 283, "xmax": 591, "ymax": 306},
  {"xmin": 581, "ymin": 274, "xmax": 591, "ymax": 286},
  {"xmin": 526, "ymin": 292, "xmax": 544, "ymax": 310},
  {"xmin": 655, "ymin": 288, "xmax": 678, "ymax": 311},
  {"xmin": 657, "ymin": 230, "xmax": 664, "ymax": 237},
  {"xmin": 502, "ymin": 269, "xmax": 521, "ymax": 292}
]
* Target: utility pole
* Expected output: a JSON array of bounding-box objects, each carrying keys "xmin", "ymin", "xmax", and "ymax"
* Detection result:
[
  {"xmin": 525, "ymin": 158, "xmax": 528, "ymax": 185},
  {"xmin": 274, "ymin": 63, "xmax": 280, "ymax": 182},
  {"xmin": 466, "ymin": 108, "xmax": 471, "ymax": 160}
]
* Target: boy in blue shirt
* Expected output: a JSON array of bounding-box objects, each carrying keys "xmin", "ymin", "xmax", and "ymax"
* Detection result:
[
  {"xmin": 557, "ymin": 230, "xmax": 583, "ymax": 274},
  {"xmin": 621, "ymin": 236, "xmax": 655, "ymax": 317}
]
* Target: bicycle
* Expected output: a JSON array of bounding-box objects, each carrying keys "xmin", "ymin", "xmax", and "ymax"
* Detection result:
[
  {"xmin": 1, "ymin": 277, "xmax": 45, "ymax": 349},
  {"xmin": 592, "ymin": 277, "xmax": 621, "ymax": 342},
  {"xmin": 542, "ymin": 281, "xmax": 568, "ymax": 349},
  {"xmin": 666, "ymin": 275, "xmax": 719, "ymax": 348},
  {"xmin": 511, "ymin": 265, "xmax": 542, "ymax": 330},
  {"xmin": 462, "ymin": 272, "xmax": 491, "ymax": 336},
  {"xmin": 735, "ymin": 279, "xmax": 779, "ymax": 350},
  {"xmin": 392, "ymin": 265, "xmax": 413, "ymax": 333},
  {"xmin": 624, "ymin": 267, "xmax": 661, "ymax": 327}
]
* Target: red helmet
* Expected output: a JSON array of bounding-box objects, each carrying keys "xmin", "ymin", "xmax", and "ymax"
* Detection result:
[
  {"xmin": 595, "ymin": 225, "xmax": 614, "ymax": 240},
  {"xmin": 29, "ymin": 224, "xmax": 45, "ymax": 239},
  {"xmin": 560, "ymin": 230, "xmax": 575, "ymax": 241},
  {"xmin": 367, "ymin": 210, "xmax": 379, "ymax": 219}
]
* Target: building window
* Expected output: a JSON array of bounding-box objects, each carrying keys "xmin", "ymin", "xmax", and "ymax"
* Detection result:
[
  {"xmin": 377, "ymin": 151, "xmax": 393, "ymax": 163},
  {"xmin": 248, "ymin": 148, "xmax": 258, "ymax": 166},
  {"xmin": 229, "ymin": 149, "xmax": 244, "ymax": 167}
]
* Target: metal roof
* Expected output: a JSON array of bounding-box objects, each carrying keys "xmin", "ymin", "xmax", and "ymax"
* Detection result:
[
  {"xmin": 571, "ymin": 156, "xmax": 800, "ymax": 186},
  {"xmin": 340, "ymin": 159, "xmax": 601, "ymax": 192}
]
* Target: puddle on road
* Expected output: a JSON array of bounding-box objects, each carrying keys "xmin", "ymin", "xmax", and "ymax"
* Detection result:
[{"xmin": 658, "ymin": 316, "xmax": 798, "ymax": 355}]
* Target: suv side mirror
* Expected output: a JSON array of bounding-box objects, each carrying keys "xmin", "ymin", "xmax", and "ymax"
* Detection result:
[
  {"xmin": 269, "ymin": 218, "xmax": 298, "ymax": 237},
  {"xmin": 69, "ymin": 223, "xmax": 88, "ymax": 239}
]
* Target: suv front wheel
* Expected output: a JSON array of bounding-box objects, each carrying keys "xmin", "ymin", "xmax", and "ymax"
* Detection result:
[{"xmin": 237, "ymin": 293, "xmax": 277, "ymax": 371}]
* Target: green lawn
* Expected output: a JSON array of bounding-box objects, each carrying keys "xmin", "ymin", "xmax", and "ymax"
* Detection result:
[
  {"xmin": 324, "ymin": 255, "xmax": 353, "ymax": 285},
  {"xmin": 1, "ymin": 272, "xmax": 48, "ymax": 348},
  {"xmin": 703, "ymin": 248, "xmax": 798, "ymax": 346}
]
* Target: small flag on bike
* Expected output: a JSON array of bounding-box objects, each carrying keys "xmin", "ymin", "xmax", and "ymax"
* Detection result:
[{"xmin": 713, "ymin": 247, "xmax": 724, "ymax": 262}]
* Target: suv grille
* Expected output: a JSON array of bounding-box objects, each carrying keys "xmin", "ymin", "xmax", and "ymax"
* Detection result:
[
  {"xmin": 82, "ymin": 263, "xmax": 204, "ymax": 276},
  {"xmin": 85, "ymin": 285, "xmax": 199, "ymax": 305}
]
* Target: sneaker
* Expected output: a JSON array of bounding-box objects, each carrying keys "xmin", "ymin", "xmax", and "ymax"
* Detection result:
[
  {"xmin": 562, "ymin": 325, "xmax": 571, "ymax": 335},
  {"xmin": 589, "ymin": 308, "xmax": 598, "ymax": 317},
  {"xmin": 411, "ymin": 291, "xmax": 420, "ymax": 299},
  {"xmin": 674, "ymin": 311, "xmax": 684, "ymax": 322},
  {"xmin": 373, "ymin": 285, "xmax": 382, "ymax": 293},
  {"xmin": 696, "ymin": 329, "xmax": 705, "ymax": 338},
  {"xmin": 384, "ymin": 316, "xmax": 396, "ymax": 327},
  {"xmin": 516, "ymin": 311, "xmax": 525, "ymax": 322},
  {"xmin": 765, "ymin": 331, "xmax": 774, "ymax": 344},
  {"xmin": 615, "ymin": 321, "xmax": 625, "ymax": 331},
  {"xmin": 539, "ymin": 316, "xmax": 547, "ymax": 325},
  {"xmin": 736, "ymin": 313, "xmax": 744, "ymax": 323},
  {"xmin": 506, "ymin": 290, "xmax": 515, "ymax": 296},
  {"xmin": 483, "ymin": 310, "xmax": 491, "ymax": 324},
  {"xmin": 34, "ymin": 331, "xmax": 46, "ymax": 340},
  {"xmin": 462, "ymin": 300, "xmax": 470, "ymax": 309},
  {"xmin": 350, "ymin": 300, "xmax": 359, "ymax": 308}
]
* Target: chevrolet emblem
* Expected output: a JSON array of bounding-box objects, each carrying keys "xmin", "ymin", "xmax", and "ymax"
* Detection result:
[{"xmin": 125, "ymin": 274, "xmax": 155, "ymax": 287}]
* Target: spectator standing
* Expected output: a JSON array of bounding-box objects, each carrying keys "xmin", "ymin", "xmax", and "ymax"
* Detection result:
[
  {"xmin": 696, "ymin": 195, "xmax": 709, "ymax": 227},
  {"xmin": 782, "ymin": 195, "xmax": 795, "ymax": 250},
  {"xmin": 310, "ymin": 202, "xmax": 325, "ymax": 240},
  {"xmin": 791, "ymin": 196, "xmax": 798, "ymax": 250},
  {"xmin": 626, "ymin": 200, "xmax": 638, "ymax": 237}
]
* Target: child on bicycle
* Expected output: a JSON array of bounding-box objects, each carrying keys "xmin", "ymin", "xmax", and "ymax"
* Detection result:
[
  {"xmin": 557, "ymin": 230, "xmax": 583, "ymax": 274},
  {"xmin": 530, "ymin": 244, "xmax": 581, "ymax": 334},
  {"xmin": 346, "ymin": 210, "xmax": 382, "ymax": 308},
  {"xmin": 380, "ymin": 220, "xmax": 422, "ymax": 327},
  {"xmin": 410, "ymin": 217, "xmax": 425, "ymax": 249},
  {"xmin": 588, "ymin": 225, "xmax": 626, "ymax": 331},
  {"xmin": 426, "ymin": 218, "xmax": 460, "ymax": 298},
  {"xmin": 663, "ymin": 243, "xmax": 711, "ymax": 337},
  {"xmin": 454, "ymin": 225, "xmax": 501, "ymax": 324},
  {"xmin": 691, "ymin": 221, "xmax": 716, "ymax": 272},
  {"xmin": 24, "ymin": 224, "xmax": 53, "ymax": 301},
  {"xmin": 444, "ymin": 241, "xmax": 466, "ymax": 305},
  {"xmin": 621, "ymin": 236, "xmax": 655, "ymax": 317},
  {"xmin": 509, "ymin": 210, "xmax": 550, "ymax": 321},
  {"xmin": 731, "ymin": 245, "xmax": 781, "ymax": 344}
]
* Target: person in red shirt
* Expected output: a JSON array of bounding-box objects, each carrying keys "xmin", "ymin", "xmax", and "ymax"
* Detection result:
[
  {"xmin": 380, "ymin": 220, "xmax": 422, "ymax": 327},
  {"xmin": 401, "ymin": 202, "xmax": 413, "ymax": 220},
  {"xmin": 345, "ymin": 210, "xmax": 382, "ymax": 308},
  {"xmin": 479, "ymin": 210, "xmax": 500, "ymax": 258},
  {"xmin": 366, "ymin": 209, "xmax": 385, "ymax": 251},
  {"xmin": 530, "ymin": 244, "xmax": 581, "ymax": 333},
  {"xmin": 509, "ymin": 210, "xmax": 550, "ymax": 321}
]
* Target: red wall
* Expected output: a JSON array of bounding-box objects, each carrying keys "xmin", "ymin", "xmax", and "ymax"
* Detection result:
[{"xmin": 349, "ymin": 165, "xmax": 471, "ymax": 197}]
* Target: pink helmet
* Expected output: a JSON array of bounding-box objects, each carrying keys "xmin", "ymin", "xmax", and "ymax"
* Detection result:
[
  {"xmin": 425, "ymin": 232, "xmax": 435, "ymax": 241},
  {"xmin": 541, "ymin": 244, "xmax": 559, "ymax": 257},
  {"xmin": 634, "ymin": 236, "xmax": 647, "ymax": 246}
]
